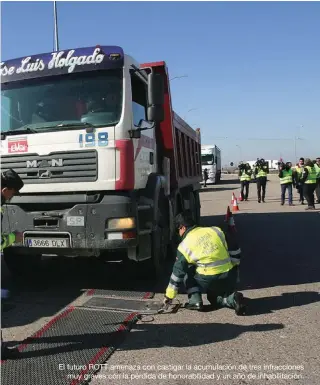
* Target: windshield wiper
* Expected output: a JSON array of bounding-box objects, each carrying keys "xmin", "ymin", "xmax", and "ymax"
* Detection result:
[
  {"xmin": 56, "ymin": 122, "xmax": 95, "ymax": 133},
  {"xmin": 1, "ymin": 126, "xmax": 38, "ymax": 139},
  {"xmin": 36, "ymin": 122, "xmax": 95, "ymax": 133}
]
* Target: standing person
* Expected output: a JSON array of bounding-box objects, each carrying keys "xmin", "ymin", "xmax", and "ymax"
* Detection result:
[
  {"xmin": 203, "ymin": 168, "xmax": 208, "ymax": 187},
  {"xmin": 238, "ymin": 163, "xmax": 252, "ymax": 201},
  {"xmin": 163, "ymin": 211, "xmax": 246, "ymax": 315},
  {"xmin": 314, "ymin": 157, "xmax": 320, "ymax": 204},
  {"xmin": 254, "ymin": 158, "xmax": 269, "ymax": 203},
  {"xmin": 278, "ymin": 162, "xmax": 294, "ymax": 206},
  {"xmin": 1, "ymin": 169, "xmax": 24, "ymax": 359},
  {"xmin": 301, "ymin": 159, "xmax": 317, "ymax": 210},
  {"xmin": 293, "ymin": 158, "xmax": 305, "ymax": 204}
]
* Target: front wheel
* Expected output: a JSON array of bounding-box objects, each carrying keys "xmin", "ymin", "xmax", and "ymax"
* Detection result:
[{"xmin": 3, "ymin": 250, "xmax": 42, "ymax": 281}]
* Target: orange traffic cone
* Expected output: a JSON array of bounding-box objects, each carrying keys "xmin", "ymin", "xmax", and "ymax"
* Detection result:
[
  {"xmin": 239, "ymin": 192, "xmax": 243, "ymax": 201},
  {"xmin": 231, "ymin": 193, "xmax": 235, "ymax": 205},
  {"xmin": 232, "ymin": 197, "xmax": 239, "ymax": 212},
  {"xmin": 228, "ymin": 210, "xmax": 236, "ymax": 232}
]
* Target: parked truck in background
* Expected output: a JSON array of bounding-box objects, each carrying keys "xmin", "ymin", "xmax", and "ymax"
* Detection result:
[
  {"xmin": 0, "ymin": 45, "xmax": 202, "ymax": 279},
  {"xmin": 201, "ymin": 145, "xmax": 221, "ymax": 184}
]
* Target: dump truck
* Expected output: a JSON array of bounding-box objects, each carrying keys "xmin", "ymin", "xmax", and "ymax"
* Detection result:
[{"xmin": 0, "ymin": 45, "xmax": 202, "ymax": 278}]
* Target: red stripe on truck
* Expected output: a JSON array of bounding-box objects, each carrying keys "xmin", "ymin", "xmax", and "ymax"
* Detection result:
[{"xmin": 115, "ymin": 139, "xmax": 135, "ymax": 190}]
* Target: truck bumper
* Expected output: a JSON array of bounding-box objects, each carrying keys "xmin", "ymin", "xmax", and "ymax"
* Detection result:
[{"xmin": 2, "ymin": 193, "xmax": 138, "ymax": 256}]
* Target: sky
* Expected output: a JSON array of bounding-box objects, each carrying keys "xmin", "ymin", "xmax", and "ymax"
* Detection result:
[{"xmin": 1, "ymin": 1, "xmax": 320, "ymax": 164}]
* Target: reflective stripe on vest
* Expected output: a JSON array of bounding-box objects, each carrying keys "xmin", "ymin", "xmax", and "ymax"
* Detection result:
[
  {"xmin": 257, "ymin": 168, "xmax": 267, "ymax": 177},
  {"xmin": 178, "ymin": 226, "xmax": 233, "ymax": 276},
  {"xmin": 280, "ymin": 169, "xmax": 293, "ymax": 184},
  {"xmin": 305, "ymin": 166, "xmax": 317, "ymax": 184},
  {"xmin": 240, "ymin": 171, "xmax": 251, "ymax": 181}
]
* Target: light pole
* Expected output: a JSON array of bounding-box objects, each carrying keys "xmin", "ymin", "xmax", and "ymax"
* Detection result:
[
  {"xmin": 294, "ymin": 125, "xmax": 304, "ymax": 163},
  {"xmin": 53, "ymin": 1, "xmax": 59, "ymax": 51},
  {"xmin": 236, "ymin": 144, "xmax": 242, "ymax": 162},
  {"xmin": 183, "ymin": 108, "xmax": 198, "ymax": 120},
  {"xmin": 170, "ymin": 75, "xmax": 188, "ymax": 81}
]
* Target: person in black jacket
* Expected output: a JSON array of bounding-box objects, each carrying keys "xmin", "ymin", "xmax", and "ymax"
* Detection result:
[
  {"xmin": 301, "ymin": 159, "xmax": 317, "ymax": 210},
  {"xmin": 1, "ymin": 169, "xmax": 24, "ymax": 360}
]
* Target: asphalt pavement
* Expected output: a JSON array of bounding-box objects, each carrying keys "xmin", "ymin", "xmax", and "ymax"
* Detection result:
[{"xmin": 1, "ymin": 174, "xmax": 320, "ymax": 385}]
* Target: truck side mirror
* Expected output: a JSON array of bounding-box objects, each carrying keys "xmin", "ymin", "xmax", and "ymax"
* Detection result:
[{"xmin": 147, "ymin": 72, "xmax": 164, "ymax": 122}]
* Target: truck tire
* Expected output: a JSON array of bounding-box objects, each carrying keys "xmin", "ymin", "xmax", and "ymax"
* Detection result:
[
  {"xmin": 189, "ymin": 191, "xmax": 201, "ymax": 225},
  {"xmin": 134, "ymin": 190, "xmax": 169, "ymax": 280},
  {"xmin": 3, "ymin": 250, "xmax": 42, "ymax": 281},
  {"xmin": 150, "ymin": 189, "xmax": 170, "ymax": 278}
]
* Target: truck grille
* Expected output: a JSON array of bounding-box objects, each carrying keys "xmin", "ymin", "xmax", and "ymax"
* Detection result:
[{"xmin": 1, "ymin": 150, "xmax": 98, "ymax": 184}]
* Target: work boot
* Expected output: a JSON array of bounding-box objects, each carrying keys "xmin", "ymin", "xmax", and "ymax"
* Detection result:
[
  {"xmin": 281, "ymin": 201, "xmax": 284, "ymax": 206},
  {"xmin": 233, "ymin": 292, "xmax": 246, "ymax": 315},
  {"xmin": 289, "ymin": 203, "xmax": 294, "ymax": 206},
  {"xmin": 1, "ymin": 345, "xmax": 20, "ymax": 360},
  {"xmin": 305, "ymin": 206, "xmax": 315, "ymax": 210},
  {"xmin": 185, "ymin": 292, "xmax": 203, "ymax": 311}
]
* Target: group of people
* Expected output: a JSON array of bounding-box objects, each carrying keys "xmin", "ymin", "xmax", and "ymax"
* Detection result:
[
  {"xmin": 238, "ymin": 158, "xmax": 269, "ymax": 202},
  {"xmin": 237, "ymin": 157, "xmax": 320, "ymax": 209},
  {"xmin": 278, "ymin": 157, "xmax": 320, "ymax": 209}
]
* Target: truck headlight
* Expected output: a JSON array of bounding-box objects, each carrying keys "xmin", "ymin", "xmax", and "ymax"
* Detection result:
[{"xmin": 107, "ymin": 217, "xmax": 135, "ymax": 229}]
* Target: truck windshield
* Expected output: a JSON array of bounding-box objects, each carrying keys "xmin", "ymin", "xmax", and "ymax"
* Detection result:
[
  {"xmin": 1, "ymin": 69, "xmax": 122, "ymax": 133},
  {"xmin": 201, "ymin": 154, "xmax": 214, "ymax": 165}
]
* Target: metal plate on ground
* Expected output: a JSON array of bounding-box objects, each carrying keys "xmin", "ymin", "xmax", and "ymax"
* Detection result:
[
  {"xmin": 1, "ymin": 307, "xmax": 139, "ymax": 385},
  {"xmin": 86, "ymin": 288, "xmax": 154, "ymax": 299},
  {"xmin": 82, "ymin": 297, "xmax": 162, "ymax": 314}
]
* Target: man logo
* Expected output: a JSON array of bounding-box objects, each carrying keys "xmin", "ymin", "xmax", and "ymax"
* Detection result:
[{"xmin": 26, "ymin": 158, "xmax": 63, "ymax": 168}]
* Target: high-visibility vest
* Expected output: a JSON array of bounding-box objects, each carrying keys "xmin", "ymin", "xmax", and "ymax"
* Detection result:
[
  {"xmin": 280, "ymin": 169, "xmax": 293, "ymax": 184},
  {"xmin": 178, "ymin": 226, "xmax": 233, "ymax": 276},
  {"xmin": 240, "ymin": 170, "xmax": 251, "ymax": 182},
  {"xmin": 256, "ymin": 167, "xmax": 267, "ymax": 177},
  {"xmin": 0, "ymin": 207, "xmax": 16, "ymax": 251},
  {"xmin": 314, "ymin": 163, "xmax": 320, "ymax": 179},
  {"xmin": 305, "ymin": 166, "xmax": 317, "ymax": 184}
]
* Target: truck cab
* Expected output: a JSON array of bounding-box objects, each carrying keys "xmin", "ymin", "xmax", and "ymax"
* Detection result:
[{"xmin": 1, "ymin": 45, "xmax": 202, "ymax": 279}]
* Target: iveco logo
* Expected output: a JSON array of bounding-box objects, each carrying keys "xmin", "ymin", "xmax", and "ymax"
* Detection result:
[{"xmin": 26, "ymin": 159, "xmax": 63, "ymax": 168}]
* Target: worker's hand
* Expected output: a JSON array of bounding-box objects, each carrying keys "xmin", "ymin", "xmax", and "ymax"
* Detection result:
[
  {"xmin": 163, "ymin": 296, "xmax": 172, "ymax": 306},
  {"xmin": 13, "ymin": 231, "xmax": 23, "ymax": 243}
]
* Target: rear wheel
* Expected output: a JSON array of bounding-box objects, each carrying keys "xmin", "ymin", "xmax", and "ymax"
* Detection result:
[{"xmin": 189, "ymin": 191, "xmax": 201, "ymax": 225}]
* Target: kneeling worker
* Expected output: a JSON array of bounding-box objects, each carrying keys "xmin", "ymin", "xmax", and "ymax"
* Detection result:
[{"xmin": 163, "ymin": 211, "xmax": 245, "ymax": 315}]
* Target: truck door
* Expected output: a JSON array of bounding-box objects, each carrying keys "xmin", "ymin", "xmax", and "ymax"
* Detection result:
[{"xmin": 130, "ymin": 72, "xmax": 156, "ymax": 189}]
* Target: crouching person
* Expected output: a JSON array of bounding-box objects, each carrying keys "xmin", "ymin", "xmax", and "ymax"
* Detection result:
[{"xmin": 163, "ymin": 211, "xmax": 246, "ymax": 315}]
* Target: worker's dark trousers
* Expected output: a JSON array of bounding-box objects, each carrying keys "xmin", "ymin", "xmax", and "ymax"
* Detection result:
[
  {"xmin": 184, "ymin": 266, "xmax": 238, "ymax": 308},
  {"xmin": 303, "ymin": 184, "xmax": 316, "ymax": 207},
  {"xmin": 296, "ymin": 183, "xmax": 304, "ymax": 203},
  {"xmin": 316, "ymin": 180, "xmax": 320, "ymax": 202},
  {"xmin": 280, "ymin": 183, "xmax": 293, "ymax": 204},
  {"xmin": 240, "ymin": 181, "xmax": 249, "ymax": 200},
  {"xmin": 256, "ymin": 177, "xmax": 267, "ymax": 201}
]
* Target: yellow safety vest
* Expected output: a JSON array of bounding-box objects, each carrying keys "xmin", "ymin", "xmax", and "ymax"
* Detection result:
[
  {"xmin": 305, "ymin": 166, "xmax": 317, "ymax": 184},
  {"xmin": 256, "ymin": 167, "xmax": 267, "ymax": 177},
  {"xmin": 0, "ymin": 207, "xmax": 16, "ymax": 251},
  {"xmin": 314, "ymin": 163, "xmax": 320, "ymax": 179},
  {"xmin": 280, "ymin": 169, "xmax": 293, "ymax": 184},
  {"xmin": 240, "ymin": 170, "xmax": 251, "ymax": 182},
  {"xmin": 178, "ymin": 226, "xmax": 233, "ymax": 276}
]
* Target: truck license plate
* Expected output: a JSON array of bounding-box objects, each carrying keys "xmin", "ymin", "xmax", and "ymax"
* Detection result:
[{"xmin": 26, "ymin": 238, "xmax": 70, "ymax": 248}]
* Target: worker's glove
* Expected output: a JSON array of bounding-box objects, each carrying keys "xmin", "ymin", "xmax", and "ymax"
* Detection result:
[{"xmin": 163, "ymin": 296, "xmax": 172, "ymax": 306}]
